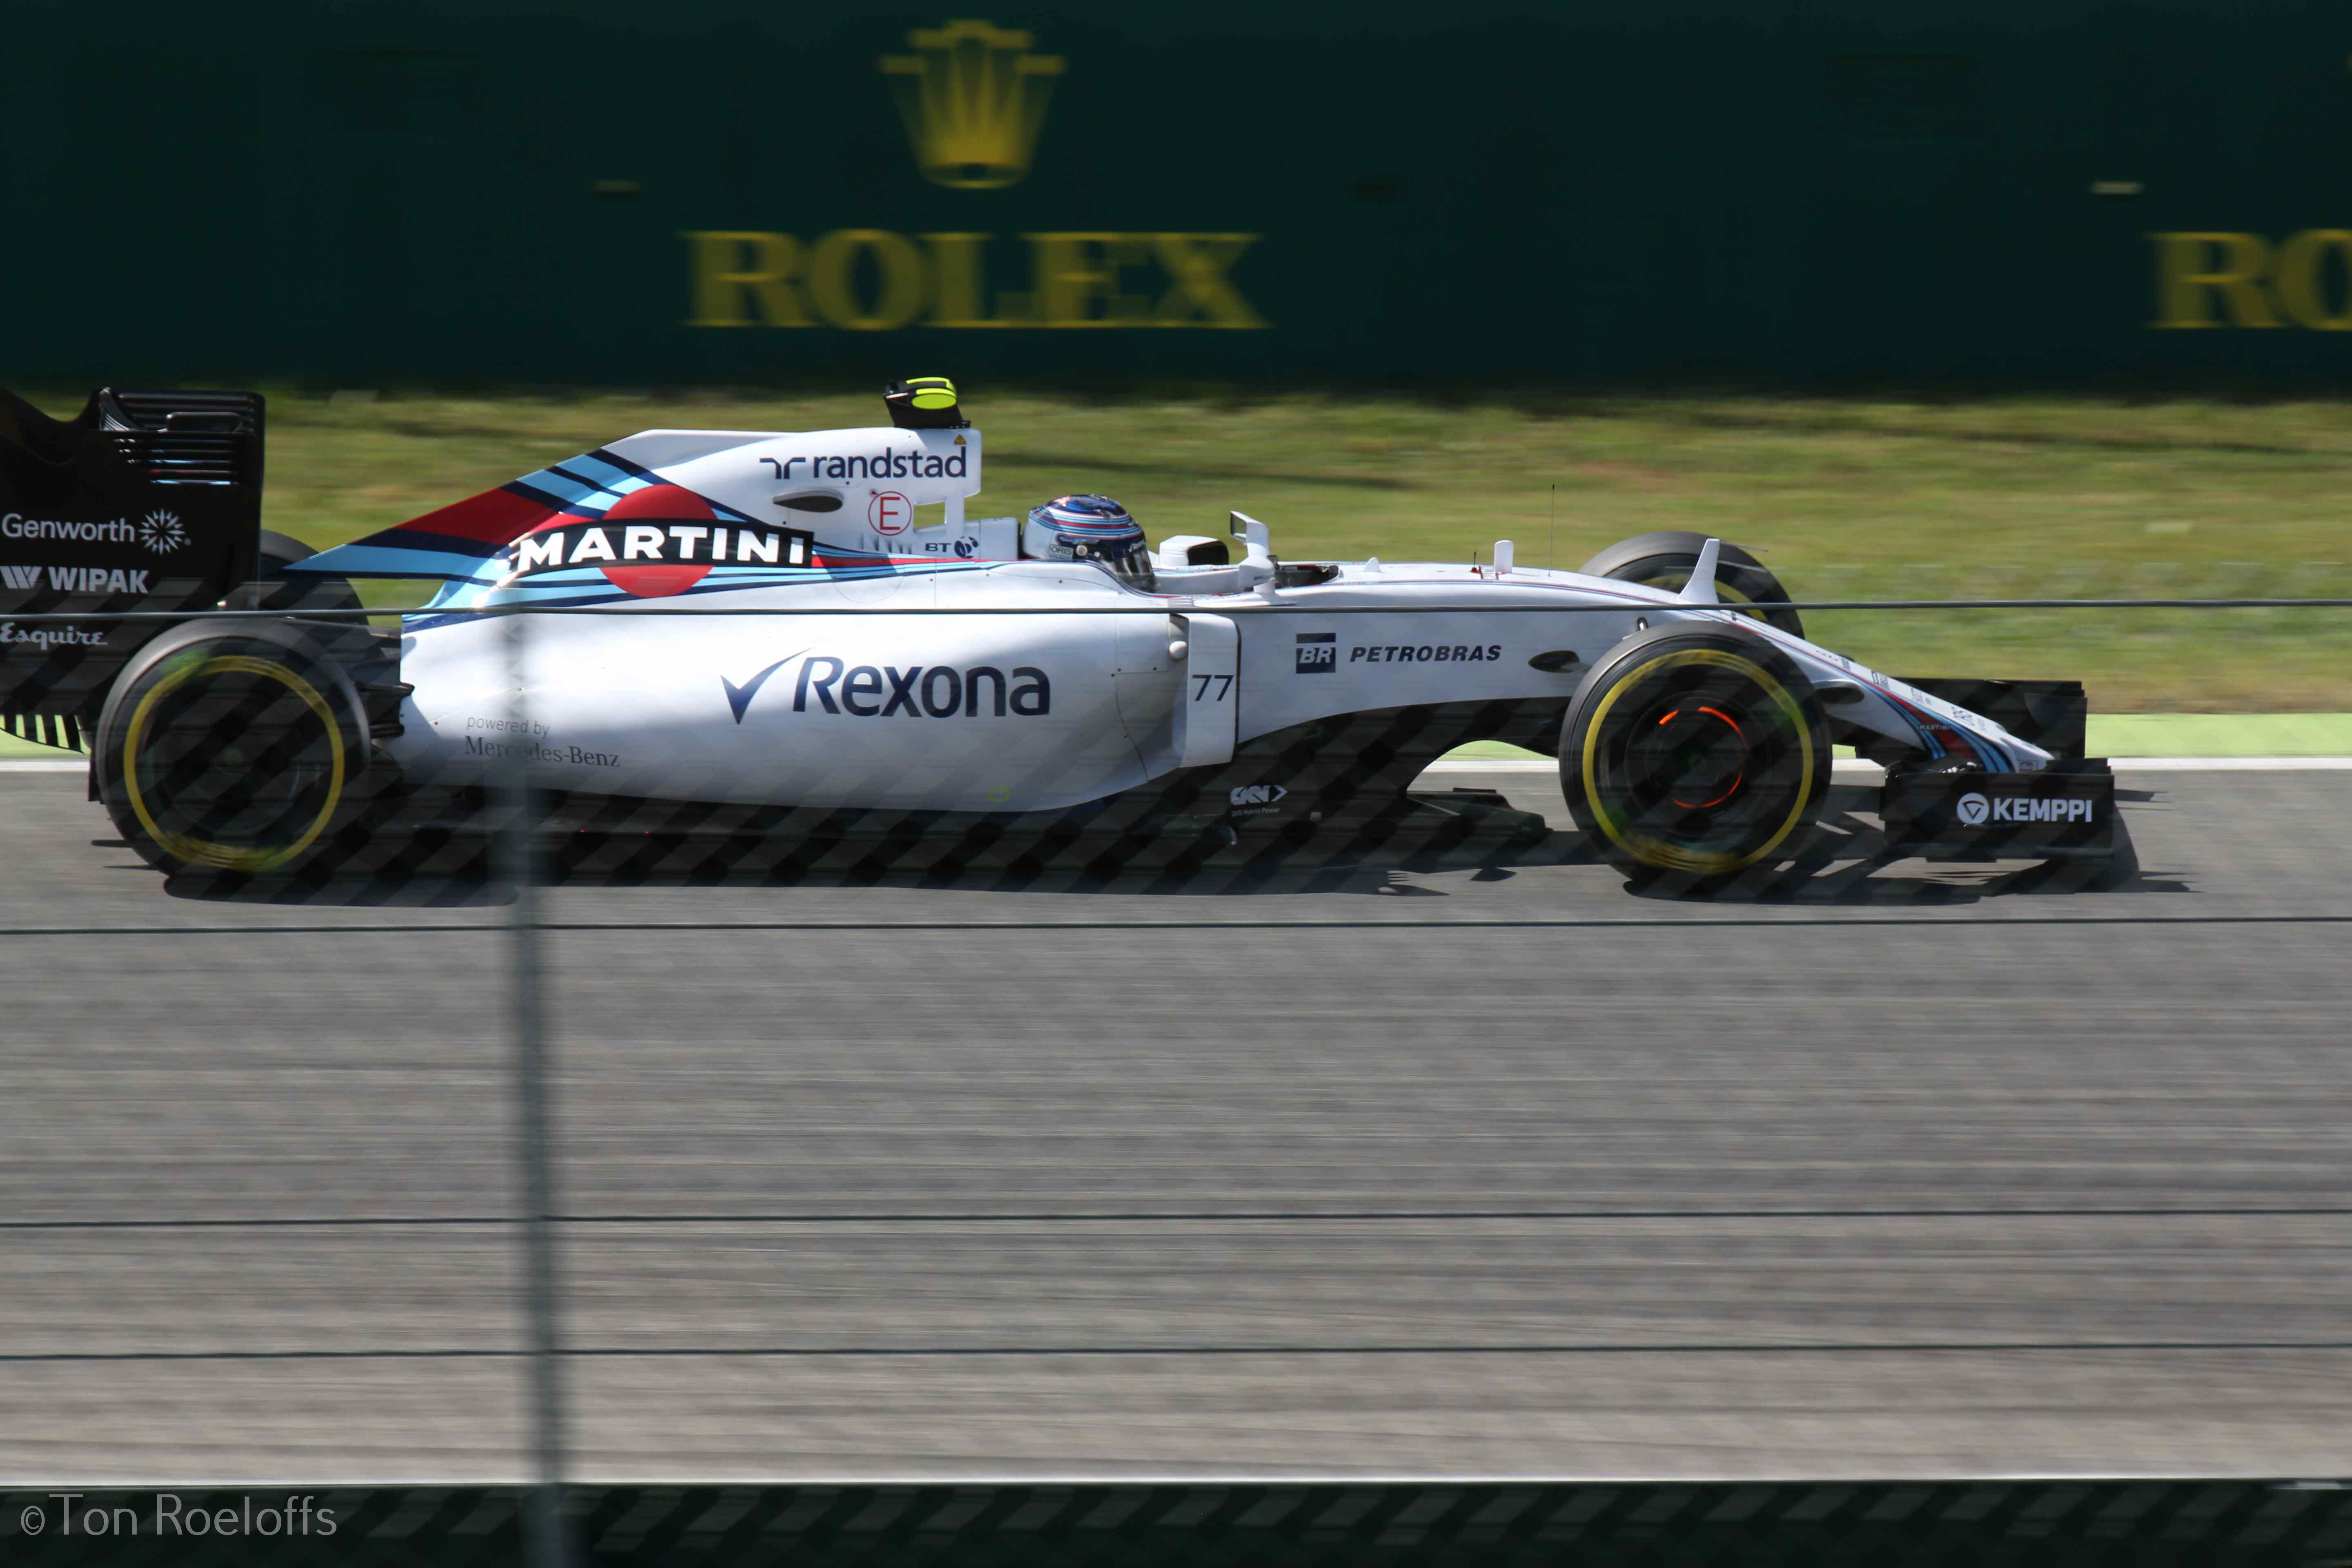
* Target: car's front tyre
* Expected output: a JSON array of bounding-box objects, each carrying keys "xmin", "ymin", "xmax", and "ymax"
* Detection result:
[{"xmin": 1561, "ymin": 622, "xmax": 1829, "ymax": 886}]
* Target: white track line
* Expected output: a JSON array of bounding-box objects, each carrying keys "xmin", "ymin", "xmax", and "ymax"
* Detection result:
[
  {"xmin": 3, "ymin": 757, "xmax": 2348, "ymax": 779},
  {"xmin": 1422, "ymin": 757, "xmax": 2352, "ymax": 776}
]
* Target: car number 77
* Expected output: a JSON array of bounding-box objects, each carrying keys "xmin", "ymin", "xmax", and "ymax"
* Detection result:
[{"xmin": 1191, "ymin": 674, "xmax": 1233, "ymax": 702}]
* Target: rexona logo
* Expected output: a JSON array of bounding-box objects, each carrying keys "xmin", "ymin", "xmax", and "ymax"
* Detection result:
[
  {"xmin": 792, "ymin": 657, "xmax": 1051, "ymax": 718},
  {"xmin": 1294, "ymin": 632, "xmax": 1336, "ymax": 673},
  {"xmin": 1956, "ymin": 791, "xmax": 2096, "ymax": 826},
  {"xmin": 679, "ymin": 20, "xmax": 1265, "ymax": 332}
]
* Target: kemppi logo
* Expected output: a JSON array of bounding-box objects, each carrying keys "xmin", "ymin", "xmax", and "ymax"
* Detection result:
[{"xmin": 1957, "ymin": 791, "xmax": 2094, "ymax": 826}]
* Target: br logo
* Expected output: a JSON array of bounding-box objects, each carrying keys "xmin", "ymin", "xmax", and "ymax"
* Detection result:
[{"xmin": 880, "ymin": 20, "xmax": 1066, "ymax": 190}]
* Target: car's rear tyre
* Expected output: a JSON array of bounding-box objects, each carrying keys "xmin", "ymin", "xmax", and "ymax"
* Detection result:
[
  {"xmin": 94, "ymin": 618, "xmax": 370, "ymax": 876},
  {"xmin": 1561, "ymin": 622, "xmax": 1829, "ymax": 884},
  {"xmin": 1579, "ymin": 530, "xmax": 1803, "ymax": 639}
]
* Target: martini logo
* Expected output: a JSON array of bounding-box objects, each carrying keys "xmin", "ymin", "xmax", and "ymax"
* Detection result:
[
  {"xmin": 507, "ymin": 486, "xmax": 813, "ymax": 598},
  {"xmin": 880, "ymin": 20, "xmax": 1065, "ymax": 190}
]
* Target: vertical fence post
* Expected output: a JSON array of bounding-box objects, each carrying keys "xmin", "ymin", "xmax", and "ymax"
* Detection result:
[{"xmin": 503, "ymin": 605, "xmax": 571, "ymax": 1568}]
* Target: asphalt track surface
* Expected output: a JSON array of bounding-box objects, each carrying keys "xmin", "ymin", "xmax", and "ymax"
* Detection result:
[{"xmin": 2, "ymin": 763, "xmax": 2349, "ymax": 1483}]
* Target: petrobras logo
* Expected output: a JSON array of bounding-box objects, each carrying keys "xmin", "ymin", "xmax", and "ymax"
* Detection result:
[
  {"xmin": 2, "ymin": 510, "xmax": 186, "ymax": 554},
  {"xmin": 1294, "ymin": 632, "xmax": 1335, "ymax": 673},
  {"xmin": 2, "ymin": 564, "xmax": 153, "ymax": 595},
  {"xmin": 1350, "ymin": 643, "xmax": 1503, "ymax": 665},
  {"xmin": 1956, "ymin": 791, "xmax": 2096, "ymax": 826},
  {"xmin": 722, "ymin": 653, "xmax": 1052, "ymax": 722}
]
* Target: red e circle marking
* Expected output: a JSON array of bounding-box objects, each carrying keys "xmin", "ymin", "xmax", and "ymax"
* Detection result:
[{"xmin": 869, "ymin": 491, "xmax": 912, "ymax": 536}]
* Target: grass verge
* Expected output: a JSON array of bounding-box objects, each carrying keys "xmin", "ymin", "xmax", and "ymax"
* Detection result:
[{"xmin": 11, "ymin": 387, "xmax": 2352, "ymax": 711}]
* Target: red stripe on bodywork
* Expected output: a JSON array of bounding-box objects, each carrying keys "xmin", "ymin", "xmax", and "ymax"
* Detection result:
[{"xmin": 375, "ymin": 486, "xmax": 555, "ymax": 548}]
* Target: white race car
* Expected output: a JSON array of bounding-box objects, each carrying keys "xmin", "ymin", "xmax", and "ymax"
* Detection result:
[{"xmin": 0, "ymin": 379, "xmax": 2115, "ymax": 886}]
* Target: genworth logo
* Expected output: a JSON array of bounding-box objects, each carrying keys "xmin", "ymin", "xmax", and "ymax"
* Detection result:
[
  {"xmin": 140, "ymin": 510, "xmax": 187, "ymax": 553},
  {"xmin": 880, "ymin": 19, "xmax": 1064, "ymax": 191}
]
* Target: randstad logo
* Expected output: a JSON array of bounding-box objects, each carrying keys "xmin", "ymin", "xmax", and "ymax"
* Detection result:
[{"xmin": 880, "ymin": 19, "xmax": 1064, "ymax": 191}]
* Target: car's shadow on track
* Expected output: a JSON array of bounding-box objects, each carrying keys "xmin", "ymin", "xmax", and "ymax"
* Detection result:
[
  {"xmin": 161, "ymin": 787, "xmax": 2182, "ymax": 907},
  {"xmin": 1613, "ymin": 786, "xmax": 2181, "ymax": 905}
]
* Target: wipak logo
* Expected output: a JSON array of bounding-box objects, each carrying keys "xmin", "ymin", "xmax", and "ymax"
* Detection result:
[
  {"xmin": 880, "ymin": 20, "xmax": 1065, "ymax": 189},
  {"xmin": 1, "ymin": 564, "xmax": 151, "ymax": 593}
]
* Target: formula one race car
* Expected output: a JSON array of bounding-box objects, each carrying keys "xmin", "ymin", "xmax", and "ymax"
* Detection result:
[{"xmin": 0, "ymin": 379, "xmax": 2117, "ymax": 888}]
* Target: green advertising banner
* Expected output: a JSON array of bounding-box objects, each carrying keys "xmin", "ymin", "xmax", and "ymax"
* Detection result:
[{"xmin": 5, "ymin": 0, "xmax": 2351, "ymax": 384}]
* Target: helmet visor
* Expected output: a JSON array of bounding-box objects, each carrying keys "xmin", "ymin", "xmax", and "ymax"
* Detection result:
[
  {"xmin": 1084, "ymin": 533, "xmax": 1157, "ymax": 593},
  {"xmin": 1025, "ymin": 516, "xmax": 1156, "ymax": 592}
]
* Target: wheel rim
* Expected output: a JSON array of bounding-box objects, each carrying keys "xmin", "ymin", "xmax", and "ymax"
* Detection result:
[
  {"xmin": 123, "ymin": 653, "xmax": 347, "ymax": 872},
  {"xmin": 1580, "ymin": 647, "xmax": 1816, "ymax": 874},
  {"xmin": 1629, "ymin": 704, "xmax": 1750, "ymax": 810}
]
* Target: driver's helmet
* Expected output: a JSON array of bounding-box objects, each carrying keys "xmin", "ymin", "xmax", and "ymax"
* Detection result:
[{"xmin": 1023, "ymin": 494, "xmax": 1154, "ymax": 591}]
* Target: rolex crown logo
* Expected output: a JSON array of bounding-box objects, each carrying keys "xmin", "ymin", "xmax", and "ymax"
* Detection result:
[{"xmin": 880, "ymin": 19, "xmax": 1065, "ymax": 190}]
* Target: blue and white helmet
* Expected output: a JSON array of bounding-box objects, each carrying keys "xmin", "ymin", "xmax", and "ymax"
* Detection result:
[{"xmin": 1022, "ymin": 494, "xmax": 1154, "ymax": 591}]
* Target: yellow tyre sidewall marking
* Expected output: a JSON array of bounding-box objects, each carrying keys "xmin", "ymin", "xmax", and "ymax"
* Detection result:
[
  {"xmin": 1580, "ymin": 646, "xmax": 1815, "ymax": 874},
  {"xmin": 123, "ymin": 653, "xmax": 347, "ymax": 873}
]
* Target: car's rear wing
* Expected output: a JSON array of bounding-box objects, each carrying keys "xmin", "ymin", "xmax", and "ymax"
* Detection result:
[{"xmin": 0, "ymin": 386, "xmax": 265, "ymax": 749}]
